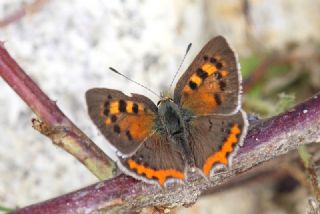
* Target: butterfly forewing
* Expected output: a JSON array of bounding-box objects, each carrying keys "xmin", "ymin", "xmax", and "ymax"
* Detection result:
[
  {"xmin": 174, "ymin": 36, "xmax": 241, "ymax": 115},
  {"xmin": 86, "ymin": 88, "xmax": 157, "ymax": 155}
]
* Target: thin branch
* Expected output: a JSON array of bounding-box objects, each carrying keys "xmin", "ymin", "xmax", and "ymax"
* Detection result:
[
  {"xmin": 10, "ymin": 92, "xmax": 320, "ymax": 213},
  {"xmin": 298, "ymin": 145, "xmax": 320, "ymax": 200},
  {"xmin": 0, "ymin": 42, "xmax": 115, "ymax": 180},
  {"xmin": 0, "ymin": 0, "xmax": 48, "ymax": 28}
]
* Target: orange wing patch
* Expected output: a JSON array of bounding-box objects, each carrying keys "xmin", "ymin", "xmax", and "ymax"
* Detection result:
[
  {"xmin": 183, "ymin": 63, "xmax": 218, "ymax": 93},
  {"xmin": 220, "ymin": 70, "xmax": 229, "ymax": 77},
  {"xmin": 180, "ymin": 56, "xmax": 229, "ymax": 114},
  {"xmin": 100, "ymin": 99, "xmax": 155, "ymax": 142},
  {"xmin": 117, "ymin": 114, "xmax": 154, "ymax": 142},
  {"xmin": 202, "ymin": 123, "xmax": 241, "ymax": 176},
  {"xmin": 127, "ymin": 159, "xmax": 185, "ymax": 186}
]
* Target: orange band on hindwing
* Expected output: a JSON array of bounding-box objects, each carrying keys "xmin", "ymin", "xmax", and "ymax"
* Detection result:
[
  {"xmin": 202, "ymin": 124, "xmax": 241, "ymax": 176},
  {"xmin": 127, "ymin": 159, "xmax": 185, "ymax": 186}
]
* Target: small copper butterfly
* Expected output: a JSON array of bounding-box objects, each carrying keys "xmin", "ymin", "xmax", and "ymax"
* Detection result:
[{"xmin": 86, "ymin": 36, "xmax": 248, "ymax": 186}]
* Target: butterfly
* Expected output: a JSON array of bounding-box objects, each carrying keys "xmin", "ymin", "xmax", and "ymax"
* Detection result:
[{"xmin": 86, "ymin": 36, "xmax": 248, "ymax": 186}]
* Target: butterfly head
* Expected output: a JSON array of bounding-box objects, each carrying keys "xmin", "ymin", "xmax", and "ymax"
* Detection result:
[
  {"xmin": 157, "ymin": 96, "xmax": 173, "ymax": 107},
  {"xmin": 157, "ymin": 96, "xmax": 178, "ymax": 117}
]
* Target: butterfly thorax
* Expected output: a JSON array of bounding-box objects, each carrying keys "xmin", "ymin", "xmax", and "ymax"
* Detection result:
[
  {"xmin": 157, "ymin": 98, "xmax": 195, "ymax": 166},
  {"xmin": 157, "ymin": 98, "xmax": 184, "ymax": 136}
]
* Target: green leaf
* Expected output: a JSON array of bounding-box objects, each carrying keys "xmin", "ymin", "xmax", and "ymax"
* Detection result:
[
  {"xmin": 240, "ymin": 56, "xmax": 262, "ymax": 77},
  {"xmin": 0, "ymin": 205, "xmax": 15, "ymax": 212}
]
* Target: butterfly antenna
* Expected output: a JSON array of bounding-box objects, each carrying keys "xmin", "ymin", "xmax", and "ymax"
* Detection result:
[
  {"xmin": 109, "ymin": 67, "xmax": 161, "ymax": 98},
  {"xmin": 169, "ymin": 43, "xmax": 192, "ymax": 90}
]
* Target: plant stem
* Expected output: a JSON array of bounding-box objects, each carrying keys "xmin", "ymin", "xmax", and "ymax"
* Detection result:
[{"xmin": 0, "ymin": 42, "xmax": 115, "ymax": 181}]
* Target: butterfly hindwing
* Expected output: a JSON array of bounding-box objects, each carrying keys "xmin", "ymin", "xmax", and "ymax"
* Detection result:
[
  {"xmin": 174, "ymin": 36, "xmax": 241, "ymax": 115},
  {"xmin": 86, "ymin": 88, "xmax": 157, "ymax": 155},
  {"xmin": 119, "ymin": 132, "xmax": 186, "ymax": 186},
  {"xmin": 187, "ymin": 110, "xmax": 248, "ymax": 176}
]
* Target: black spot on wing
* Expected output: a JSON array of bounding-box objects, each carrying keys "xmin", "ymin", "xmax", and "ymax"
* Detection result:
[
  {"xmin": 219, "ymin": 81, "xmax": 226, "ymax": 91},
  {"xmin": 103, "ymin": 101, "xmax": 110, "ymax": 116},
  {"xmin": 210, "ymin": 57, "xmax": 217, "ymax": 63},
  {"xmin": 132, "ymin": 103, "xmax": 139, "ymax": 114},
  {"xmin": 189, "ymin": 81, "xmax": 197, "ymax": 90},
  {"xmin": 126, "ymin": 130, "xmax": 132, "ymax": 140},
  {"xmin": 119, "ymin": 100, "xmax": 127, "ymax": 112},
  {"xmin": 111, "ymin": 115, "xmax": 117, "ymax": 123},
  {"xmin": 216, "ymin": 62, "xmax": 223, "ymax": 69},
  {"xmin": 196, "ymin": 68, "xmax": 208, "ymax": 80},
  {"xmin": 214, "ymin": 93, "xmax": 222, "ymax": 105}
]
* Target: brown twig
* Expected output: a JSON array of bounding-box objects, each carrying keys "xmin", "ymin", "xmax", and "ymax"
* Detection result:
[
  {"xmin": 0, "ymin": 42, "xmax": 115, "ymax": 180},
  {"xmin": 298, "ymin": 146, "xmax": 320, "ymax": 200},
  {"xmin": 0, "ymin": 0, "xmax": 48, "ymax": 28},
  {"xmin": 202, "ymin": 150, "xmax": 300, "ymax": 196},
  {"xmin": 9, "ymin": 90, "xmax": 320, "ymax": 213}
]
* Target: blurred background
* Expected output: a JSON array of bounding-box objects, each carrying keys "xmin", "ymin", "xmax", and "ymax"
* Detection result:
[{"xmin": 0, "ymin": 0, "xmax": 320, "ymax": 213}]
